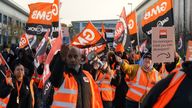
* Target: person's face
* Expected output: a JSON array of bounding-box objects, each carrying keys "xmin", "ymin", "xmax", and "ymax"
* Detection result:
[
  {"xmin": 14, "ymin": 65, "xmax": 25, "ymax": 81},
  {"xmin": 66, "ymin": 47, "xmax": 81, "ymax": 69},
  {"xmin": 143, "ymin": 58, "xmax": 152, "ymax": 69}
]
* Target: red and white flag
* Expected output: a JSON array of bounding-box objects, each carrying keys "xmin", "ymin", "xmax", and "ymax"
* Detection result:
[
  {"xmin": 43, "ymin": 31, "xmax": 62, "ymax": 84},
  {"xmin": 114, "ymin": 7, "xmax": 129, "ymax": 49}
]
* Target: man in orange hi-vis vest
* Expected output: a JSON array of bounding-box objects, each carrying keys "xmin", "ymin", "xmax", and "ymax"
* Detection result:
[
  {"xmin": 142, "ymin": 41, "xmax": 192, "ymax": 108},
  {"xmin": 89, "ymin": 52, "xmax": 116, "ymax": 108},
  {"xmin": 115, "ymin": 52, "xmax": 161, "ymax": 108},
  {"xmin": 50, "ymin": 46, "xmax": 103, "ymax": 108}
]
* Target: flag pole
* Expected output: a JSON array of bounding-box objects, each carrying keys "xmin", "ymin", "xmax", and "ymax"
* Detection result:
[{"xmin": 59, "ymin": 0, "xmax": 62, "ymax": 39}]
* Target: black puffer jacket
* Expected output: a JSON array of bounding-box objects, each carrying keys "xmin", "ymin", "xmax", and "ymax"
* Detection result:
[{"xmin": 142, "ymin": 61, "xmax": 192, "ymax": 108}]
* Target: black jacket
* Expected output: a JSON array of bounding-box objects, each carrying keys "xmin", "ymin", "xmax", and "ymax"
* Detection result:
[
  {"xmin": 111, "ymin": 62, "xmax": 128, "ymax": 108},
  {"xmin": 0, "ymin": 65, "xmax": 10, "ymax": 98},
  {"xmin": 50, "ymin": 52, "xmax": 92, "ymax": 108},
  {"xmin": 142, "ymin": 62, "xmax": 192, "ymax": 108},
  {"xmin": 1, "ymin": 76, "xmax": 33, "ymax": 108}
]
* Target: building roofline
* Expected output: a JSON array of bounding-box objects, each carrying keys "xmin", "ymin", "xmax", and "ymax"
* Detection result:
[{"xmin": 2, "ymin": 0, "xmax": 29, "ymax": 16}]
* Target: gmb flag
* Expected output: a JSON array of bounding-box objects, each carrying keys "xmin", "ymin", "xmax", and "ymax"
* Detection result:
[
  {"xmin": 26, "ymin": 0, "xmax": 54, "ymax": 36},
  {"xmin": 126, "ymin": 11, "xmax": 138, "ymax": 47},
  {"xmin": 71, "ymin": 22, "xmax": 106, "ymax": 48},
  {"xmin": 142, "ymin": 0, "xmax": 174, "ymax": 37}
]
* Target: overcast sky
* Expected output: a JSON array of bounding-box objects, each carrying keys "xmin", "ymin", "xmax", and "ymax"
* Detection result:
[{"xmin": 12, "ymin": 0, "xmax": 144, "ymax": 25}]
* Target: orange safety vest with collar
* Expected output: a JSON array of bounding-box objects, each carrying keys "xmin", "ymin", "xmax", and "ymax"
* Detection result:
[
  {"xmin": 153, "ymin": 71, "xmax": 186, "ymax": 108},
  {"xmin": 96, "ymin": 71, "xmax": 116, "ymax": 101},
  {"xmin": 51, "ymin": 70, "xmax": 103, "ymax": 108},
  {"xmin": 125, "ymin": 67, "xmax": 160, "ymax": 102},
  {"xmin": 0, "ymin": 95, "xmax": 9, "ymax": 108}
]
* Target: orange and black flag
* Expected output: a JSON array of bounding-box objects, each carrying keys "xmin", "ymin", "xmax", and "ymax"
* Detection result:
[
  {"xmin": 126, "ymin": 11, "xmax": 138, "ymax": 47},
  {"xmin": 19, "ymin": 34, "xmax": 30, "ymax": 49},
  {"xmin": 26, "ymin": 2, "xmax": 53, "ymax": 36},
  {"xmin": 43, "ymin": 31, "xmax": 63, "ymax": 85},
  {"xmin": 71, "ymin": 22, "xmax": 106, "ymax": 48},
  {"xmin": 52, "ymin": 0, "xmax": 59, "ymax": 38},
  {"xmin": 142, "ymin": 0, "xmax": 174, "ymax": 36}
]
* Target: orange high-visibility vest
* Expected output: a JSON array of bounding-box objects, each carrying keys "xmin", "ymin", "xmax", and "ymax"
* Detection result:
[
  {"xmin": 153, "ymin": 71, "xmax": 186, "ymax": 108},
  {"xmin": 96, "ymin": 71, "xmax": 115, "ymax": 101},
  {"xmin": 125, "ymin": 67, "xmax": 159, "ymax": 102},
  {"xmin": 51, "ymin": 70, "xmax": 103, "ymax": 108},
  {"xmin": 0, "ymin": 96, "xmax": 9, "ymax": 108}
]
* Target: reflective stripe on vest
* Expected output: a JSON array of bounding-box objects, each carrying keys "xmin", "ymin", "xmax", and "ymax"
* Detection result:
[
  {"xmin": 0, "ymin": 95, "xmax": 10, "ymax": 108},
  {"xmin": 55, "ymin": 79, "xmax": 78, "ymax": 95},
  {"xmin": 126, "ymin": 68, "xmax": 153, "ymax": 91},
  {"xmin": 52, "ymin": 78, "xmax": 77, "ymax": 108},
  {"xmin": 153, "ymin": 71, "xmax": 186, "ymax": 108},
  {"xmin": 126, "ymin": 67, "xmax": 159, "ymax": 101},
  {"xmin": 99, "ymin": 88, "xmax": 115, "ymax": 91},
  {"xmin": 96, "ymin": 73, "xmax": 113, "ymax": 85},
  {"xmin": 52, "ymin": 101, "xmax": 76, "ymax": 108},
  {"xmin": 155, "ymin": 69, "xmax": 159, "ymax": 81},
  {"xmin": 96, "ymin": 73, "xmax": 107, "ymax": 85},
  {"xmin": 126, "ymin": 82, "xmax": 151, "ymax": 91},
  {"xmin": 129, "ymin": 88, "xmax": 143, "ymax": 97},
  {"xmin": 96, "ymin": 80, "xmax": 110, "ymax": 85},
  {"xmin": 170, "ymin": 71, "xmax": 185, "ymax": 85},
  {"xmin": 96, "ymin": 72, "xmax": 115, "ymax": 102},
  {"xmin": 0, "ymin": 101, "xmax": 6, "ymax": 107}
]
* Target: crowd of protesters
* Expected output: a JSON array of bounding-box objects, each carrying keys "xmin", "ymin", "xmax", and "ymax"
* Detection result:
[{"xmin": 0, "ymin": 42, "xmax": 192, "ymax": 108}]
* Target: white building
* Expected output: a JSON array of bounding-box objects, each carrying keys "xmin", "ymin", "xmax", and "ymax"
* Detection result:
[{"xmin": 0, "ymin": 0, "xmax": 29, "ymax": 46}]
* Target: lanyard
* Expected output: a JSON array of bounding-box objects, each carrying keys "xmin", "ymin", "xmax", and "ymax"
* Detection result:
[{"xmin": 16, "ymin": 81, "xmax": 23, "ymax": 98}]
